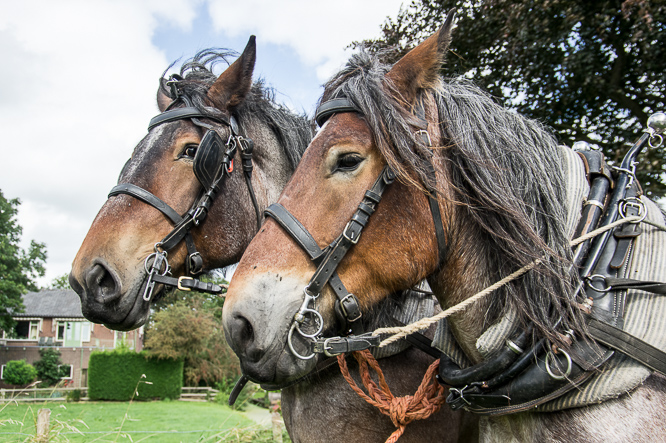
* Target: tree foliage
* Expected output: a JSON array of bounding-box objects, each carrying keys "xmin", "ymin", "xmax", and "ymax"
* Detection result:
[
  {"xmin": 0, "ymin": 190, "xmax": 47, "ymax": 332},
  {"xmin": 34, "ymin": 348, "xmax": 70, "ymax": 387},
  {"xmin": 144, "ymin": 282, "xmax": 239, "ymax": 386},
  {"xmin": 3, "ymin": 359, "xmax": 37, "ymax": 386},
  {"xmin": 356, "ymin": 0, "xmax": 666, "ymax": 197}
]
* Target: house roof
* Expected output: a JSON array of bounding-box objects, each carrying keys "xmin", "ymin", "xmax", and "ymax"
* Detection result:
[{"xmin": 15, "ymin": 289, "xmax": 84, "ymax": 319}]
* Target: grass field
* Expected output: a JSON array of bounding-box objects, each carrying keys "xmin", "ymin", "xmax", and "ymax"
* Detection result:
[{"xmin": 0, "ymin": 400, "xmax": 285, "ymax": 442}]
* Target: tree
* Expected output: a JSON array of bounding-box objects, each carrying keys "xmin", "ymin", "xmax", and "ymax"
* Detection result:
[
  {"xmin": 144, "ymin": 282, "xmax": 239, "ymax": 386},
  {"xmin": 0, "ymin": 190, "xmax": 47, "ymax": 332},
  {"xmin": 48, "ymin": 273, "xmax": 71, "ymax": 290},
  {"xmin": 356, "ymin": 0, "xmax": 666, "ymax": 197},
  {"xmin": 3, "ymin": 359, "xmax": 37, "ymax": 386}
]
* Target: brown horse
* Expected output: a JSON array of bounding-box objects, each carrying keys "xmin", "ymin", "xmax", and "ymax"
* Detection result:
[
  {"xmin": 69, "ymin": 38, "xmax": 474, "ymax": 442},
  {"xmin": 224, "ymin": 14, "xmax": 666, "ymax": 442}
]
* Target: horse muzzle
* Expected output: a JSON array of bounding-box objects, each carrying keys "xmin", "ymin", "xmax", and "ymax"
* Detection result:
[{"xmin": 69, "ymin": 261, "xmax": 151, "ymax": 331}]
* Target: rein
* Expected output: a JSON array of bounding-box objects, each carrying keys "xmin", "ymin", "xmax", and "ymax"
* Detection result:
[{"xmin": 107, "ymin": 76, "xmax": 261, "ymax": 300}]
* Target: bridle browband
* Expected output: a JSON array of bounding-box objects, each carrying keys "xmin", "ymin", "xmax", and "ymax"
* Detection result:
[
  {"xmin": 107, "ymin": 75, "xmax": 262, "ymax": 300},
  {"xmin": 265, "ymin": 95, "xmax": 447, "ymax": 359}
]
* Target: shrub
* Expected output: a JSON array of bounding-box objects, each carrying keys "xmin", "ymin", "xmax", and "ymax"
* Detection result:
[
  {"xmin": 88, "ymin": 349, "xmax": 183, "ymax": 401},
  {"xmin": 66, "ymin": 389, "xmax": 82, "ymax": 402},
  {"xmin": 34, "ymin": 348, "xmax": 67, "ymax": 386},
  {"xmin": 3, "ymin": 360, "xmax": 37, "ymax": 386}
]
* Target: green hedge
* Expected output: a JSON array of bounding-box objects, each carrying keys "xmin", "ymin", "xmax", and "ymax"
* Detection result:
[{"xmin": 88, "ymin": 350, "xmax": 183, "ymax": 401}]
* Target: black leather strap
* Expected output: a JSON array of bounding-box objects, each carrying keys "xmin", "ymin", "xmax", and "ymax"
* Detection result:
[
  {"xmin": 148, "ymin": 107, "xmax": 230, "ymax": 131},
  {"xmin": 588, "ymin": 317, "xmax": 666, "ymax": 375},
  {"xmin": 310, "ymin": 334, "xmax": 381, "ymax": 356},
  {"xmin": 151, "ymin": 274, "xmax": 225, "ymax": 294},
  {"xmin": 315, "ymin": 98, "xmax": 359, "ymax": 127},
  {"xmin": 109, "ymin": 183, "xmax": 182, "ymax": 224}
]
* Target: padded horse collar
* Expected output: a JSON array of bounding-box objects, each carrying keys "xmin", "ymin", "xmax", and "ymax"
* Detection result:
[
  {"xmin": 265, "ymin": 95, "xmax": 447, "ymax": 359},
  {"xmin": 107, "ymin": 78, "xmax": 261, "ymax": 300}
]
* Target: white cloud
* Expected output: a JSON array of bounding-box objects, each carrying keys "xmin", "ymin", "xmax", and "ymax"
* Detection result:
[
  {"xmin": 207, "ymin": 0, "xmax": 404, "ymax": 81},
  {"xmin": 0, "ymin": 0, "xmax": 405, "ymax": 285}
]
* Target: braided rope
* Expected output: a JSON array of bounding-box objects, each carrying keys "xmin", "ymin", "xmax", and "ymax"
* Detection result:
[
  {"xmin": 337, "ymin": 350, "xmax": 446, "ymax": 443},
  {"xmin": 373, "ymin": 215, "xmax": 642, "ymax": 348}
]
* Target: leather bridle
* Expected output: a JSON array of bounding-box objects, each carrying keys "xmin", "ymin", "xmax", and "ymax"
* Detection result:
[
  {"xmin": 107, "ymin": 75, "xmax": 262, "ymax": 301},
  {"xmin": 264, "ymin": 96, "xmax": 447, "ymax": 359}
]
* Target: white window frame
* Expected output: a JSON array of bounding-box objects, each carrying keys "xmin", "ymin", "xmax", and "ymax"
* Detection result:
[
  {"xmin": 3, "ymin": 319, "xmax": 42, "ymax": 341},
  {"xmin": 1, "ymin": 365, "xmax": 5, "ymax": 379},
  {"xmin": 58, "ymin": 364, "xmax": 73, "ymax": 380}
]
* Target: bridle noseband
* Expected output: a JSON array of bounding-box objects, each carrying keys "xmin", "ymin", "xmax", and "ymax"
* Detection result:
[
  {"xmin": 265, "ymin": 96, "xmax": 447, "ymax": 360},
  {"xmin": 107, "ymin": 76, "xmax": 262, "ymax": 301}
]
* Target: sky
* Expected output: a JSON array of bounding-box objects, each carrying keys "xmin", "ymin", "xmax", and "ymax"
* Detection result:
[{"xmin": 0, "ymin": 0, "xmax": 407, "ymax": 286}]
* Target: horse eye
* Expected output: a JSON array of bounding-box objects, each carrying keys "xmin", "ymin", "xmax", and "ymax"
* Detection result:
[
  {"xmin": 335, "ymin": 153, "xmax": 364, "ymax": 172},
  {"xmin": 180, "ymin": 144, "xmax": 198, "ymax": 159}
]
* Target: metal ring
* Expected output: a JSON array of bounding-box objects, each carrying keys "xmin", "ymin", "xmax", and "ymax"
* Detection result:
[
  {"xmin": 545, "ymin": 348, "xmax": 572, "ymax": 380},
  {"xmin": 619, "ymin": 197, "xmax": 647, "ymax": 223},
  {"xmin": 586, "ymin": 274, "xmax": 611, "ymax": 293},
  {"xmin": 649, "ymin": 133, "xmax": 663, "ymax": 149},
  {"xmin": 287, "ymin": 323, "xmax": 315, "ymax": 360},
  {"xmin": 143, "ymin": 252, "xmax": 169, "ymax": 276},
  {"xmin": 295, "ymin": 309, "xmax": 324, "ymax": 338}
]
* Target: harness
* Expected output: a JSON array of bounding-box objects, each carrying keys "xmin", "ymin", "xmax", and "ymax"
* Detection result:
[
  {"xmin": 438, "ymin": 112, "xmax": 666, "ymax": 415},
  {"xmin": 107, "ymin": 75, "xmax": 262, "ymax": 300},
  {"xmin": 264, "ymin": 96, "xmax": 447, "ymax": 360}
]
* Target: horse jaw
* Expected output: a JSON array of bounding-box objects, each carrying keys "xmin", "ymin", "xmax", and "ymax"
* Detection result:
[{"xmin": 223, "ymin": 270, "xmax": 321, "ymax": 386}]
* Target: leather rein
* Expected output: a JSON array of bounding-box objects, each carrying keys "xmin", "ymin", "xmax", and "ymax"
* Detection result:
[
  {"xmin": 107, "ymin": 75, "xmax": 262, "ymax": 301},
  {"xmin": 264, "ymin": 96, "xmax": 447, "ymax": 360}
]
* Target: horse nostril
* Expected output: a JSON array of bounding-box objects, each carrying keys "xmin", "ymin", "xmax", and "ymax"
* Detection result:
[
  {"xmin": 232, "ymin": 314, "xmax": 265, "ymax": 362},
  {"xmin": 84, "ymin": 263, "xmax": 122, "ymax": 304}
]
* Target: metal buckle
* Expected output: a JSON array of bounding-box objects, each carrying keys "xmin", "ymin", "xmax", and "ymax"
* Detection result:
[
  {"xmin": 339, "ymin": 294, "xmax": 362, "ymax": 322},
  {"xmin": 619, "ymin": 197, "xmax": 647, "ymax": 223},
  {"xmin": 177, "ymin": 276, "xmax": 193, "ymax": 291},
  {"xmin": 342, "ymin": 221, "xmax": 360, "ymax": 244}
]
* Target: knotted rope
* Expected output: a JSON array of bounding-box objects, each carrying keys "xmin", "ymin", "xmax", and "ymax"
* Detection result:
[{"xmin": 337, "ymin": 350, "xmax": 446, "ymax": 443}]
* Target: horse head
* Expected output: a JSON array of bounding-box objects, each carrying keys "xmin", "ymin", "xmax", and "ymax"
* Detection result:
[
  {"xmin": 70, "ymin": 37, "xmax": 309, "ymax": 331},
  {"xmin": 223, "ymin": 14, "xmax": 463, "ymax": 386}
]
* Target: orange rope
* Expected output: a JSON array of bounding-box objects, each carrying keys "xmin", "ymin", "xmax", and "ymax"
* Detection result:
[{"xmin": 337, "ymin": 350, "xmax": 447, "ymax": 443}]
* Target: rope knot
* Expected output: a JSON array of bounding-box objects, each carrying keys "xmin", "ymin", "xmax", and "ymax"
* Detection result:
[{"xmin": 337, "ymin": 349, "xmax": 447, "ymax": 443}]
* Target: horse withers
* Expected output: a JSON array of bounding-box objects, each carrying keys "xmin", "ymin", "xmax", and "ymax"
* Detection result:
[{"xmin": 224, "ymin": 13, "xmax": 666, "ymax": 442}]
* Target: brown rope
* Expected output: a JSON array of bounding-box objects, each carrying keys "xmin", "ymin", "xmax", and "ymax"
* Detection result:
[{"xmin": 337, "ymin": 350, "xmax": 446, "ymax": 443}]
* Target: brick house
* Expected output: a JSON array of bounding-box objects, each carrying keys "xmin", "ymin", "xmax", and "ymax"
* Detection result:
[{"xmin": 0, "ymin": 289, "xmax": 143, "ymax": 388}]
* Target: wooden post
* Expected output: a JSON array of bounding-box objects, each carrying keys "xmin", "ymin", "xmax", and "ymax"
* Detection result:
[
  {"xmin": 268, "ymin": 392, "xmax": 282, "ymax": 442},
  {"xmin": 36, "ymin": 408, "xmax": 51, "ymax": 440}
]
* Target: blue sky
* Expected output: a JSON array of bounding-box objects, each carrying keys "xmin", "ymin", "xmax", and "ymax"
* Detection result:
[{"xmin": 0, "ymin": 0, "xmax": 406, "ymax": 285}]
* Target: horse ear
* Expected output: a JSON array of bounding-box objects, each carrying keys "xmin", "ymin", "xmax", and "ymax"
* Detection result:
[
  {"xmin": 208, "ymin": 36, "xmax": 257, "ymax": 110},
  {"xmin": 157, "ymin": 78, "xmax": 172, "ymax": 112},
  {"xmin": 386, "ymin": 10, "xmax": 455, "ymax": 105}
]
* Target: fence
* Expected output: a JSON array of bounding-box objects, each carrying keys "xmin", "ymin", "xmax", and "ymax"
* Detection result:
[{"xmin": 0, "ymin": 386, "xmax": 220, "ymax": 402}]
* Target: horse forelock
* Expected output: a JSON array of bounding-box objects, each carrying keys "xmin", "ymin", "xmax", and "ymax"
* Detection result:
[
  {"xmin": 322, "ymin": 49, "xmax": 587, "ymax": 348},
  {"xmin": 160, "ymin": 49, "xmax": 312, "ymax": 170}
]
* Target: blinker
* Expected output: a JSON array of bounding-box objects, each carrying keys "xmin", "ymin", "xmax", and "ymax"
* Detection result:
[{"xmin": 193, "ymin": 130, "xmax": 230, "ymax": 189}]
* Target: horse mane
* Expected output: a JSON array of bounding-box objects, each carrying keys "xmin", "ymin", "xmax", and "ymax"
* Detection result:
[
  {"xmin": 321, "ymin": 50, "xmax": 587, "ymax": 348},
  {"xmin": 159, "ymin": 49, "xmax": 312, "ymax": 169}
]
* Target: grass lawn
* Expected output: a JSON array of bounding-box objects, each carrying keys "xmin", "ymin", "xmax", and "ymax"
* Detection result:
[{"xmin": 0, "ymin": 400, "xmax": 281, "ymax": 442}]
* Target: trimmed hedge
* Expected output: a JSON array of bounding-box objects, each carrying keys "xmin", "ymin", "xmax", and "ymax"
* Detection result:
[{"xmin": 88, "ymin": 350, "xmax": 183, "ymax": 401}]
